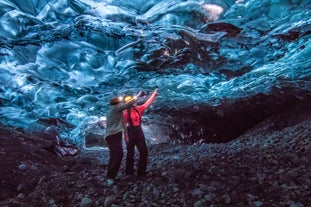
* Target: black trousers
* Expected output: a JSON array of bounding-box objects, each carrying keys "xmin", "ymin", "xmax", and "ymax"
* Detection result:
[
  {"xmin": 106, "ymin": 132, "xmax": 123, "ymax": 179},
  {"xmin": 125, "ymin": 126, "xmax": 148, "ymax": 177}
]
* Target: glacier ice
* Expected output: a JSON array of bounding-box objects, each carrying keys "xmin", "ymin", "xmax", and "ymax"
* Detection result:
[{"xmin": 0, "ymin": 0, "xmax": 310, "ymax": 147}]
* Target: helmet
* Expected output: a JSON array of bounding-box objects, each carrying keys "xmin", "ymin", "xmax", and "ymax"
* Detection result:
[
  {"xmin": 124, "ymin": 96, "xmax": 133, "ymax": 103},
  {"xmin": 109, "ymin": 97, "xmax": 121, "ymax": 105}
]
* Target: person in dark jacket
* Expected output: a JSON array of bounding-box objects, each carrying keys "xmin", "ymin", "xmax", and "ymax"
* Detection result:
[
  {"xmin": 104, "ymin": 91, "xmax": 142, "ymax": 186},
  {"xmin": 123, "ymin": 88, "xmax": 158, "ymax": 178}
]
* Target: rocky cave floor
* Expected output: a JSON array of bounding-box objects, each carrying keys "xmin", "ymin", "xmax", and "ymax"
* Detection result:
[{"xmin": 1, "ymin": 104, "xmax": 311, "ymax": 207}]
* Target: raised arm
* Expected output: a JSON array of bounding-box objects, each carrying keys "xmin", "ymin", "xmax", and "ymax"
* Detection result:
[{"xmin": 140, "ymin": 88, "xmax": 158, "ymax": 111}]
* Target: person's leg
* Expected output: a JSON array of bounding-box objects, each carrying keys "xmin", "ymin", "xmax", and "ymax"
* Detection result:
[
  {"xmin": 136, "ymin": 128, "xmax": 148, "ymax": 177},
  {"xmin": 106, "ymin": 132, "xmax": 123, "ymax": 179},
  {"xmin": 125, "ymin": 127, "xmax": 135, "ymax": 175}
]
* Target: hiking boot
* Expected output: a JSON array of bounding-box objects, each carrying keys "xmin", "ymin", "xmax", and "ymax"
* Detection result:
[{"xmin": 106, "ymin": 179, "xmax": 114, "ymax": 186}]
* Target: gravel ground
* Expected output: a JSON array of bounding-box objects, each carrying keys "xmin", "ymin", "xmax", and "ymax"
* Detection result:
[{"xmin": 1, "ymin": 103, "xmax": 311, "ymax": 207}]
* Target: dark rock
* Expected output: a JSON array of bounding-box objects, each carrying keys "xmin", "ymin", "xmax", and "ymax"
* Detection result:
[{"xmin": 1, "ymin": 108, "xmax": 311, "ymax": 206}]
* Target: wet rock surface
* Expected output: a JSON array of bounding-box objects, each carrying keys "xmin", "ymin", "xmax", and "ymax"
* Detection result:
[{"xmin": 1, "ymin": 103, "xmax": 311, "ymax": 207}]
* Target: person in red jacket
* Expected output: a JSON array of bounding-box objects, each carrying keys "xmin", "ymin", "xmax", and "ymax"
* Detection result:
[{"xmin": 123, "ymin": 88, "xmax": 158, "ymax": 178}]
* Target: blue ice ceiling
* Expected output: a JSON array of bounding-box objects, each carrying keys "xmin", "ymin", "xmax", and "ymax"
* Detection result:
[{"xmin": 0, "ymin": 0, "xmax": 310, "ymax": 147}]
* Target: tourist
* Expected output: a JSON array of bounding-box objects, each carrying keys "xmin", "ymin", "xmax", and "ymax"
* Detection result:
[
  {"xmin": 105, "ymin": 91, "xmax": 142, "ymax": 185},
  {"xmin": 123, "ymin": 88, "xmax": 158, "ymax": 179}
]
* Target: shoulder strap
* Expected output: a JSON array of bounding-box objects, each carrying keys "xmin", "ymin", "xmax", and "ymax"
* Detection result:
[
  {"xmin": 127, "ymin": 108, "xmax": 133, "ymax": 126},
  {"xmin": 127, "ymin": 107, "xmax": 141, "ymax": 126}
]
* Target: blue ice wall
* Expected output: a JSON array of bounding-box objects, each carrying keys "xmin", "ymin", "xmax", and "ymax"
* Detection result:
[{"xmin": 0, "ymin": 0, "xmax": 310, "ymax": 147}]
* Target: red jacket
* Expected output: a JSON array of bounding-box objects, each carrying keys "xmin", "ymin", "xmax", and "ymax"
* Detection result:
[{"xmin": 123, "ymin": 91, "xmax": 157, "ymax": 127}]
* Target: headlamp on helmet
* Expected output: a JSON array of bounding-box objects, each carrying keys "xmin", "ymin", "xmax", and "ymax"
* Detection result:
[{"xmin": 124, "ymin": 96, "xmax": 133, "ymax": 103}]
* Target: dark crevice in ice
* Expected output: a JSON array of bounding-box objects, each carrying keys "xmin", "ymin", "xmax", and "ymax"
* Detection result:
[{"xmin": 162, "ymin": 89, "xmax": 311, "ymax": 144}]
